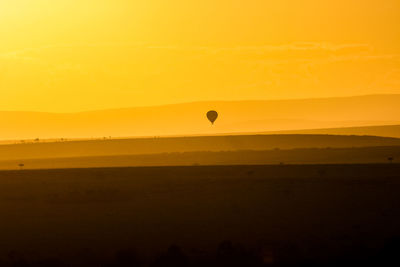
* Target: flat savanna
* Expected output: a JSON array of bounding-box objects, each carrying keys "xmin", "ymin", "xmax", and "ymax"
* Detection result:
[{"xmin": 0, "ymin": 164, "xmax": 399, "ymax": 266}]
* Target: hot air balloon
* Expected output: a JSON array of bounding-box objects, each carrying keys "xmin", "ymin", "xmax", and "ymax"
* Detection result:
[{"xmin": 206, "ymin": 110, "xmax": 218, "ymax": 125}]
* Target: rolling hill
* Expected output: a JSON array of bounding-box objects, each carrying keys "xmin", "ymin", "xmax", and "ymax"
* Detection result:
[{"xmin": 1, "ymin": 94, "xmax": 399, "ymax": 140}]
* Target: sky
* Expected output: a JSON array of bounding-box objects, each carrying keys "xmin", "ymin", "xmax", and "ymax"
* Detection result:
[{"xmin": 0, "ymin": 0, "xmax": 399, "ymax": 112}]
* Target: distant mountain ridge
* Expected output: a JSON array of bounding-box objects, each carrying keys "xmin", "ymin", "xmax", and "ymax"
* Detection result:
[{"xmin": 1, "ymin": 94, "xmax": 399, "ymax": 139}]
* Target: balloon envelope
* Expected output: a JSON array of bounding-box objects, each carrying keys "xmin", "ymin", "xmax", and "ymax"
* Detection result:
[{"xmin": 206, "ymin": 110, "xmax": 218, "ymax": 124}]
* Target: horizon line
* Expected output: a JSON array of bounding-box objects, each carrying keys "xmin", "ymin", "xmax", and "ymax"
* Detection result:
[
  {"xmin": 1, "ymin": 93, "xmax": 399, "ymax": 114},
  {"xmin": 1, "ymin": 123, "xmax": 399, "ymax": 145}
]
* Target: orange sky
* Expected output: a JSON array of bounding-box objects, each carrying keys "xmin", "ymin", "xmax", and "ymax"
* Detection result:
[{"xmin": 1, "ymin": 0, "xmax": 399, "ymax": 112}]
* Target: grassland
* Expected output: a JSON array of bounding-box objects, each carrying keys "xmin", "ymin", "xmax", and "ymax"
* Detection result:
[
  {"xmin": 1, "ymin": 134, "xmax": 400, "ymax": 161},
  {"xmin": 0, "ymin": 146, "xmax": 399, "ymax": 170},
  {"xmin": 0, "ymin": 164, "xmax": 399, "ymax": 266}
]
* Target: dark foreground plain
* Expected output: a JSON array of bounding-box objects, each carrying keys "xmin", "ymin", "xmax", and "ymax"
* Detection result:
[{"xmin": 0, "ymin": 164, "xmax": 399, "ymax": 266}]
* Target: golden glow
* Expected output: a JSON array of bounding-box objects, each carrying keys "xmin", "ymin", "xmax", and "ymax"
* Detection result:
[{"xmin": 0, "ymin": 0, "xmax": 399, "ymax": 112}]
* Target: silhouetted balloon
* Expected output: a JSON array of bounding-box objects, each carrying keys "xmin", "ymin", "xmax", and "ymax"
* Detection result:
[{"xmin": 207, "ymin": 110, "xmax": 218, "ymax": 124}]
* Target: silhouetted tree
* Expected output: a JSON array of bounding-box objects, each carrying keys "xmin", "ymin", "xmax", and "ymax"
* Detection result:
[
  {"xmin": 18, "ymin": 163, "xmax": 24, "ymax": 170},
  {"xmin": 153, "ymin": 245, "xmax": 188, "ymax": 267},
  {"xmin": 7, "ymin": 250, "xmax": 29, "ymax": 267},
  {"xmin": 388, "ymin": 157, "xmax": 394, "ymax": 163},
  {"xmin": 216, "ymin": 241, "xmax": 261, "ymax": 267}
]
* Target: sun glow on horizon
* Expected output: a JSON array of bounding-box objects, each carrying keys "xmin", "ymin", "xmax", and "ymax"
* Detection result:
[{"xmin": 0, "ymin": 0, "xmax": 399, "ymax": 112}]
